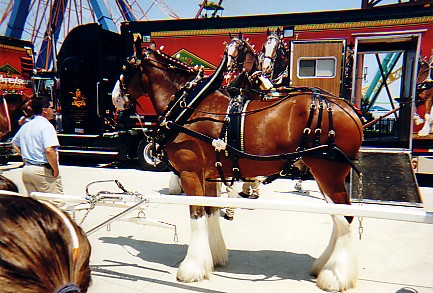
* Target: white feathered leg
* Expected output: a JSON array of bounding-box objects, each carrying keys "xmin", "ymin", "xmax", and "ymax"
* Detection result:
[
  {"xmin": 310, "ymin": 216, "xmax": 338, "ymax": 277},
  {"xmin": 177, "ymin": 216, "xmax": 213, "ymax": 282},
  {"xmin": 208, "ymin": 211, "xmax": 228, "ymax": 267},
  {"xmin": 419, "ymin": 114, "xmax": 432, "ymax": 136},
  {"xmin": 169, "ymin": 173, "xmax": 183, "ymax": 194},
  {"xmin": 314, "ymin": 215, "xmax": 358, "ymax": 292}
]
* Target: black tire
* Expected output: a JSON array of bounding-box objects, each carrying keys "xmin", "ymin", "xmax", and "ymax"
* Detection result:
[{"xmin": 137, "ymin": 139, "xmax": 166, "ymax": 171}]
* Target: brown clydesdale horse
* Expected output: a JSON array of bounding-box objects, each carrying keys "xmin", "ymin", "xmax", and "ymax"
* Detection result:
[{"xmin": 113, "ymin": 42, "xmax": 363, "ymax": 292}]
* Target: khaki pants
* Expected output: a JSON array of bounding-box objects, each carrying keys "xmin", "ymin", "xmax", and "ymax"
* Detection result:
[
  {"xmin": 241, "ymin": 178, "xmax": 260, "ymax": 195},
  {"xmin": 22, "ymin": 165, "xmax": 63, "ymax": 195}
]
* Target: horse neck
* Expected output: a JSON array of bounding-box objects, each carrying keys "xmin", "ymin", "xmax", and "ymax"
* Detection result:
[{"xmin": 145, "ymin": 67, "xmax": 195, "ymax": 114}]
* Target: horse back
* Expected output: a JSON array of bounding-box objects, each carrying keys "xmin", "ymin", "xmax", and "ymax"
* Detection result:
[{"xmin": 243, "ymin": 94, "xmax": 363, "ymax": 158}]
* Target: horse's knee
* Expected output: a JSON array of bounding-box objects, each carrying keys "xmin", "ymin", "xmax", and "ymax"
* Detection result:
[{"xmin": 190, "ymin": 206, "xmax": 206, "ymax": 219}]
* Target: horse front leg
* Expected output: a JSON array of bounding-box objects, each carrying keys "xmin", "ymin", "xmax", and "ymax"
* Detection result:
[
  {"xmin": 205, "ymin": 181, "xmax": 228, "ymax": 267},
  {"xmin": 176, "ymin": 171, "xmax": 214, "ymax": 283}
]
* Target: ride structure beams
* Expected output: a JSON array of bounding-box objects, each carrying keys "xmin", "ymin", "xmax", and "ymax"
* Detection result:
[
  {"xmin": 89, "ymin": 0, "xmax": 117, "ymax": 33},
  {"xmin": 35, "ymin": 0, "xmax": 68, "ymax": 70},
  {"xmin": 5, "ymin": 0, "xmax": 31, "ymax": 40},
  {"xmin": 116, "ymin": 0, "xmax": 138, "ymax": 22}
]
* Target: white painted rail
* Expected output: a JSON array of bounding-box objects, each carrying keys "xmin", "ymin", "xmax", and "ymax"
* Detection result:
[{"xmin": 31, "ymin": 192, "xmax": 433, "ymax": 224}]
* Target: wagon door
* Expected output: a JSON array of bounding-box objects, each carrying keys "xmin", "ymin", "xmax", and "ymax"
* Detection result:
[
  {"xmin": 291, "ymin": 40, "xmax": 344, "ymax": 96},
  {"xmin": 350, "ymin": 33, "xmax": 422, "ymax": 206}
]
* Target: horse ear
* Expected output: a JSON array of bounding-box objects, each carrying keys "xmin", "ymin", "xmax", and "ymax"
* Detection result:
[
  {"xmin": 134, "ymin": 34, "xmax": 142, "ymax": 59},
  {"xmin": 149, "ymin": 42, "xmax": 157, "ymax": 51}
]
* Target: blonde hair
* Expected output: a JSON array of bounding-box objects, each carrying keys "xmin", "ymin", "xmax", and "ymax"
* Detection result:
[{"xmin": 0, "ymin": 194, "xmax": 91, "ymax": 292}]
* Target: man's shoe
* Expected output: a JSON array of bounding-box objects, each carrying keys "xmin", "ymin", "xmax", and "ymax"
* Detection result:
[
  {"xmin": 223, "ymin": 208, "xmax": 234, "ymax": 221},
  {"xmin": 238, "ymin": 192, "xmax": 250, "ymax": 198},
  {"xmin": 248, "ymin": 193, "xmax": 259, "ymax": 199}
]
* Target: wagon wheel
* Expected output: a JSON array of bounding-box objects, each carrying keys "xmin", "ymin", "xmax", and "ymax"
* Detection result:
[{"xmin": 137, "ymin": 139, "xmax": 166, "ymax": 171}]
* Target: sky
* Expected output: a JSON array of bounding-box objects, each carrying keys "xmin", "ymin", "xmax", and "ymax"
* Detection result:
[
  {"xmin": 140, "ymin": 0, "xmax": 407, "ymax": 19},
  {"xmin": 145, "ymin": 0, "xmax": 362, "ymax": 19}
]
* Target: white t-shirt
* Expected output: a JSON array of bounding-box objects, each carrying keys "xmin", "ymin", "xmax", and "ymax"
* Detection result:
[{"xmin": 12, "ymin": 115, "xmax": 59, "ymax": 165}]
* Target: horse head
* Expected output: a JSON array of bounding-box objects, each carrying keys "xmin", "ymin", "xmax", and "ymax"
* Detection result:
[
  {"xmin": 113, "ymin": 42, "xmax": 197, "ymax": 114},
  {"xmin": 224, "ymin": 33, "xmax": 274, "ymax": 91},
  {"xmin": 225, "ymin": 32, "xmax": 248, "ymax": 73},
  {"xmin": 259, "ymin": 28, "xmax": 289, "ymax": 83},
  {"xmin": 112, "ymin": 56, "xmax": 141, "ymax": 111}
]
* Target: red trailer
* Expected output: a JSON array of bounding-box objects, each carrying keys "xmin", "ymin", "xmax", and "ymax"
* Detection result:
[{"xmin": 0, "ymin": 36, "xmax": 34, "ymax": 163}]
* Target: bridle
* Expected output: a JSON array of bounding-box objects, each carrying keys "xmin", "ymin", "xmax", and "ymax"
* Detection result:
[
  {"xmin": 117, "ymin": 46, "xmax": 197, "ymax": 110},
  {"xmin": 259, "ymin": 34, "xmax": 288, "ymax": 79},
  {"xmin": 226, "ymin": 37, "xmax": 248, "ymax": 72}
]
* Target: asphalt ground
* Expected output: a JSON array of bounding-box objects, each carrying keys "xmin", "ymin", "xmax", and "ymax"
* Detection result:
[{"xmin": 1, "ymin": 159, "xmax": 433, "ymax": 293}]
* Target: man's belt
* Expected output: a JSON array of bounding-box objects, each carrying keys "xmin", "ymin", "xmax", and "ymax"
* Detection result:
[{"xmin": 25, "ymin": 161, "xmax": 52, "ymax": 170}]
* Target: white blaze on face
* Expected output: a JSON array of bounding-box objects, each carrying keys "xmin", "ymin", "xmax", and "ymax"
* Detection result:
[
  {"xmin": 112, "ymin": 80, "xmax": 126, "ymax": 110},
  {"xmin": 262, "ymin": 39, "xmax": 276, "ymax": 74},
  {"xmin": 226, "ymin": 43, "xmax": 237, "ymax": 72}
]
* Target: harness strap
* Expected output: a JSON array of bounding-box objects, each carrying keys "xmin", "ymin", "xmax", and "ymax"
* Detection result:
[
  {"xmin": 326, "ymin": 99, "xmax": 336, "ymax": 147},
  {"xmin": 314, "ymin": 98, "xmax": 324, "ymax": 146},
  {"xmin": 299, "ymin": 95, "xmax": 316, "ymax": 150}
]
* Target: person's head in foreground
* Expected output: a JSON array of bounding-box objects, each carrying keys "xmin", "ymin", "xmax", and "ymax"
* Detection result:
[{"xmin": 0, "ymin": 194, "xmax": 91, "ymax": 293}]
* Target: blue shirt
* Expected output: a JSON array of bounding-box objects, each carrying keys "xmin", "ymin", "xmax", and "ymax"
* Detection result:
[{"xmin": 12, "ymin": 115, "xmax": 59, "ymax": 165}]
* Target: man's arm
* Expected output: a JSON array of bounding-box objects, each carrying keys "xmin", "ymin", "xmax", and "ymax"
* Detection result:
[
  {"xmin": 45, "ymin": 146, "xmax": 60, "ymax": 178},
  {"xmin": 12, "ymin": 143, "xmax": 21, "ymax": 156}
]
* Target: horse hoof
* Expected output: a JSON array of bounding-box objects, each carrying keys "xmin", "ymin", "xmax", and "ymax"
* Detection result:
[
  {"xmin": 223, "ymin": 213, "xmax": 234, "ymax": 221},
  {"xmin": 176, "ymin": 260, "xmax": 211, "ymax": 283},
  {"xmin": 316, "ymin": 269, "xmax": 356, "ymax": 292}
]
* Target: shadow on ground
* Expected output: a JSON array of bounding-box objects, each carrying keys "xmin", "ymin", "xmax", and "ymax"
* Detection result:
[{"xmin": 97, "ymin": 235, "xmax": 315, "ymax": 286}]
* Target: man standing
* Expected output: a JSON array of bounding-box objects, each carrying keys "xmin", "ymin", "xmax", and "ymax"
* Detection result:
[{"xmin": 12, "ymin": 95, "xmax": 63, "ymax": 195}]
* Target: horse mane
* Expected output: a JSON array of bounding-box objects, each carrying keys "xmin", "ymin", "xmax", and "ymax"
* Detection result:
[{"xmin": 146, "ymin": 44, "xmax": 197, "ymax": 73}]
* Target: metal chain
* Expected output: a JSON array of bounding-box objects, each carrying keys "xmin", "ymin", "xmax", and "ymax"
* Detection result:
[
  {"xmin": 357, "ymin": 173, "xmax": 364, "ymax": 240},
  {"xmin": 78, "ymin": 202, "xmax": 96, "ymax": 226}
]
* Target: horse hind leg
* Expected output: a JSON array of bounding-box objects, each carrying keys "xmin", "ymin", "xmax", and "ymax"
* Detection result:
[
  {"xmin": 176, "ymin": 171, "xmax": 214, "ymax": 283},
  {"xmin": 311, "ymin": 215, "xmax": 358, "ymax": 291},
  {"xmin": 304, "ymin": 159, "xmax": 358, "ymax": 291}
]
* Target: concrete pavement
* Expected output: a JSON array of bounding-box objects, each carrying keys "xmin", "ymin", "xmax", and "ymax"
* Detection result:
[{"xmin": 2, "ymin": 161, "xmax": 433, "ymax": 293}]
